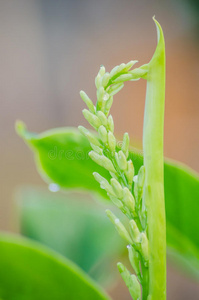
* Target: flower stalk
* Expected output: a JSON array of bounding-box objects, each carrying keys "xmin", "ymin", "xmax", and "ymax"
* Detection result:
[
  {"xmin": 79, "ymin": 17, "xmax": 166, "ymax": 300},
  {"xmin": 143, "ymin": 18, "xmax": 166, "ymax": 300}
]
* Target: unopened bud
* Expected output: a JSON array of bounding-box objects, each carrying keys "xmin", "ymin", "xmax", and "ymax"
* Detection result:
[
  {"xmin": 140, "ymin": 232, "xmax": 149, "ymax": 262},
  {"xmin": 78, "ymin": 126, "xmax": 101, "ymax": 147},
  {"xmin": 80, "ymin": 91, "xmax": 95, "ymax": 113},
  {"xmin": 82, "ymin": 109, "xmax": 101, "ymax": 129},
  {"xmin": 89, "ymin": 151, "xmax": 116, "ymax": 173},
  {"xmin": 116, "ymin": 63, "xmax": 126, "ymax": 74},
  {"xmin": 90, "ymin": 143, "xmax": 103, "ymax": 155},
  {"xmin": 104, "ymin": 96, "xmax": 113, "ymax": 116},
  {"xmin": 95, "ymin": 73, "xmax": 101, "ymax": 89},
  {"xmin": 108, "ymin": 83, "xmax": 124, "ymax": 96},
  {"xmin": 122, "ymin": 133, "xmax": 129, "ymax": 158},
  {"xmin": 129, "ymin": 274, "xmax": 141, "ymax": 300},
  {"xmin": 116, "ymin": 150, "xmax": 127, "ymax": 171},
  {"xmin": 123, "ymin": 187, "xmax": 135, "ymax": 212},
  {"xmin": 125, "ymin": 160, "xmax": 134, "ymax": 187},
  {"xmin": 99, "ymin": 65, "xmax": 106, "ymax": 76},
  {"xmin": 113, "ymin": 73, "xmax": 134, "ymax": 84},
  {"xmin": 93, "ymin": 172, "xmax": 114, "ymax": 195},
  {"xmin": 129, "ymin": 220, "xmax": 140, "ymax": 243},
  {"xmin": 97, "ymin": 86, "xmax": 105, "ymax": 105},
  {"xmin": 107, "ymin": 115, "xmax": 114, "ymax": 132},
  {"xmin": 110, "ymin": 65, "xmax": 119, "ymax": 78},
  {"xmin": 108, "ymin": 131, "xmax": 116, "ymax": 153},
  {"xmin": 101, "ymin": 72, "xmax": 110, "ymax": 87},
  {"xmin": 106, "ymin": 210, "xmax": 132, "ymax": 244},
  {"xmin": 109, "ymin": 195, "xmax": 123, "ymax": 209},
  {"xmin": 97, "ymin": 111, "xmax": 107, "ymax": 126},
  {"xmin": 111, "ymin": 178, "xmax": 123, "ymax": 199},
  {"xmin": 127, "ymin": 245, "xmax": 140, "ymax": 275},
  {"xmin": 117, "ymin": 262, "xmax": 141, "ymax": 300},
  {"xmin": 129, "ymin": 67, "xmax": 148, "ymax": 80},
  {"xmin": 123, "ymin": 60, "xmax": 138, "ymax": 72},
  {"xmin": 98, "ymin": 125, "xmax": 108, "ymax": 144}
]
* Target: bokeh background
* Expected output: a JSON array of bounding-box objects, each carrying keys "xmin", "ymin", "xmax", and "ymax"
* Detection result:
[{"xmin": 0, "ymin": 0, "xmax": 199, "ymax": 299}]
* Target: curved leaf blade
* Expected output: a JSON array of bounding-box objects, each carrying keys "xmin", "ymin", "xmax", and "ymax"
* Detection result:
[
  {"xmin": 16, "ymin": 123, "xmax": 199, "ymax": 279},
  {"xmin": 16, "ymin": 187, "xmax": 124, "ymax": 285},
  {"xmin": 0, "ymin": 233, "xmax": 111, "ymax": 300}
]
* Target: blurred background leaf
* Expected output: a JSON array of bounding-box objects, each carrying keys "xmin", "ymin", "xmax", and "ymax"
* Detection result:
[
  {"xmin": 0, "ymin": 233, "xmax": 111, "ymax": 300},
  {"xmin": 15, "ymin": 186, "xmax": 125, "ymax": 286}
]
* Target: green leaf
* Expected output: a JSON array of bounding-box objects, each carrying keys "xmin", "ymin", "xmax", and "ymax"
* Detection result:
[
  {"xmin": 16, "ymin": 123, "xmax": 199, "ymax": 279},
  {"xmin": 16, "ymin": 121, "xmax": 110, "ymax": 199},
  {"xmin": 0, "ymin": 233, "xmax": 111, "ymax": 300},
  {"xmin": 16, "ymin": 186, "xmax": 124, "ymax": 285}
]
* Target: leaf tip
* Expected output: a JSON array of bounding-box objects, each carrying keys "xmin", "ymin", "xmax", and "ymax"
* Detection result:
[
  {"xmin": 152, "ymin": 16, "xmax": 163, "ymax": 43},
  {"xmin": 15, "ymin": 120, "xmax": 27, "ymax": 138}
]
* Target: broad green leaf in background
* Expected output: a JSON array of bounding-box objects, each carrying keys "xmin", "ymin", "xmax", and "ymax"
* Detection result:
[
  {"xmin": 0, "ymin": 234, "xmax": 111, "ymax": 300},
  {"xmin": 16, "ymin": 123, "xmax": 199, "ymax": 280},
  {"xmin": 15, "ymin": 187, "xmax": 124, "ymax": 285}
]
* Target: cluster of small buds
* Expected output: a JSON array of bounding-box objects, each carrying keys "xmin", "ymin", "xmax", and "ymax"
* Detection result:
[
  {"xmin": 79, "ymin": 61, "xmax": 149, "ymax": 299},
  {"xmin": 117, "ymin": 262, "xmax": 141, "ymax": 300}
]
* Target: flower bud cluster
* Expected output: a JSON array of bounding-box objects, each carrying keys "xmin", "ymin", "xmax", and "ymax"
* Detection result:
[
  {"xmin": 117, "ymin": 262, "xmax": 141, "ymax": 300},
  {"xmin": 79, "ymin": 61, "xmax": 149, "ymax": 298}
]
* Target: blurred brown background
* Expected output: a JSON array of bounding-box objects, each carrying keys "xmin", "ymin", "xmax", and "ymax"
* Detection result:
[{"xmin": 0, "ymin": 0, "xmax": 199, "ymax": 299}]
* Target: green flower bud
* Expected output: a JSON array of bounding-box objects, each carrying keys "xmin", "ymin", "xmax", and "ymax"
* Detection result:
[
  {"xmin": 116, "ymin": 63, "xmax": 126, "ymax": 74},
  {"xmin": 93, "ymin": 172, "xmax": 114, "ymax": 195},
  {"xmin": 129, "ymin": 219, "xmax": 140, "ymax": 243},
  {"xmin": 123, "ymin": 60, "xmax": 138, "ymax": 72},
  {"xmin": 138, "ymin": 166, "xmax": 145, "ymax": 188},
  {"xmin": 106, "ymin": 210, "xmax": 132, "ymax": 244},
  {"xmin": 109, "ymin": 195, "xmax": 123, "ymax": 209},
  {"xmin": 96, "ymin": 111, "xmax": 107, "ymax": 127},
  {"xmin": 129, "ymin": 274, "xmax": 141, "ymax": 300},
  {"xmin": 113, "ymin": 73, "xmax": 134, "ymax": 84},
  {"xmin": 108, "ymin": 131, "xmax": 116, "ymax": 153},
  {"xmin": 117, "ymin": 263, "xmax": 141, "ymax": 300},
  {"xmin": 134, "ymin": 166, "xmax": 145, "ymax": 202},
  {"xmin": 99, "ymin": 65, "xmax": 106, "ymax": 76},
  {"xmin": 123, "ymin": 187, "xmax": 135, "ymax": 212},
  {"xmin": 104, "ymin": 96, "xmax": 113, "ymax": 116},
  {"xmin": 90, "ymin": 143, "xmax": 103, "ymax": 155},
  {"xmin": 116, "ymin": 150, "xmax": 127, "ymax": 171},
  {"xmin": 107, "ymin": 115, "xmax": 114, "ymax": 132},
  {"xmin": 78, "ymin": 126, "xmax": 101, "ymax": 147},
  {"xmin": 82, "ymin": 109, "xmax": 101, "ymax": 129},
  {"xmin": 127, "ymin": 245, "xmax": 140, "ymax": 275},
  {"xmin": 80, "ymin": 90, "xmax": 95, "ymax": 113},
  {"xmin": 110, "ymin": 65, "xmax": 119, "ymax": 78},
  {"xmin": 108, "ymin": 83, "xmax": 124, "ymax": 96},
  {"xmin": 95, "ymin": 73, "xmax": 101, "ymax": 89},
  {"xmin": 97, "ymin": 86, "xmax": 105, "ymax": 105},
  {"xmin": 101, "ymin": 72, "xmax": 110, "ymax": 87},
  {"xmin": 122, "ymin": 132, "xmax": 129, "ymax": 158},
  {"xmin": 129, "ymin": 67, "xmax": 148, "ymax": 80},
  {"xmin": 98, "ymin": 125, "xmax": 108, "ymax": 144},
  {"xmin": 140, "ymin": 232, "xmax": 149, "ymax": 262},
  {"xmin": 111, "ymin": 178, "xmax": 123, "ymax": 199},
  {"xmin": 125, "ymin": 160, "xmax": 134, "ymax": 187},
  {"xmin": 89, "ymin": 151, "xmax": 116, "ymax": 173}
]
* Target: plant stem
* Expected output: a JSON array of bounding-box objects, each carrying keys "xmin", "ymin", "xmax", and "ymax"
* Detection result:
[{"xmin": 143, "ymin": 18, "xmax": 166, "ymax": 300}]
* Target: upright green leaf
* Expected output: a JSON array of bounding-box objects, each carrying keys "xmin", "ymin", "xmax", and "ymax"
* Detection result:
[
  {"xmin": 16, "ymin": 124, "xmax": 199, "ymax": 279},
  {"xmin": 0, "ymin": 234, "xmax": 111, "ymax": 300}
]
